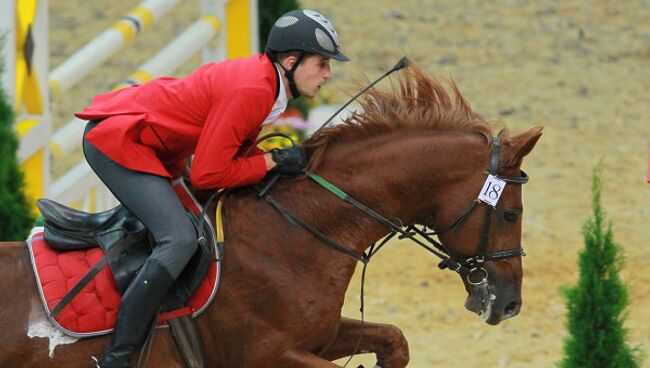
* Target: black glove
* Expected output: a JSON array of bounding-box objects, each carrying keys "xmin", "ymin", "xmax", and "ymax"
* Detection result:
[{"xmin": 271, "ymin": 146, "xmax": 308, "ymax": 175}]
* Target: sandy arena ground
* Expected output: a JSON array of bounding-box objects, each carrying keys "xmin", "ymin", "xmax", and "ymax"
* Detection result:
[{"xmin": 49, "ymin": 1, "xmax": 650, "ymax": 367}]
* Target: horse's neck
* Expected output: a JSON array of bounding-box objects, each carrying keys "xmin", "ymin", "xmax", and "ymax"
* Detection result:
[{"xmin": 286, "ymin": 132, "xmax": 487, "ymax": 254}]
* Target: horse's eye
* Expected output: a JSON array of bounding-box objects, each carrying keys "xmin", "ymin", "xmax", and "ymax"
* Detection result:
[{"xmin": 504, "ymin": 212, "xmax": 519, "ymax": 222}]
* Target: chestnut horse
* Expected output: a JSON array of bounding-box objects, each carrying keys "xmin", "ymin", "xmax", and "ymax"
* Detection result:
[{"xmin": 0, "ymin": 66, "xmax": 542, "ymax": 367}]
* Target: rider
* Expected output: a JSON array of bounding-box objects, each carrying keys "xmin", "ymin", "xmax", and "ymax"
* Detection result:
[{"xmin": 76, "ymin": 9, "xmax": 348, "ymax": 367}]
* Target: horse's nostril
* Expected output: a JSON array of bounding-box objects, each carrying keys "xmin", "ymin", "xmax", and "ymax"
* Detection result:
[{"xmin": 504, "ymin": 301, "xmax": 521, "ymax": 317}]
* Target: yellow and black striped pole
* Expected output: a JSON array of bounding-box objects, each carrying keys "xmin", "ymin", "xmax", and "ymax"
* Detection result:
[{"xmin": 14, "ymin": 0, "xmax": 51, "ymax": 210}]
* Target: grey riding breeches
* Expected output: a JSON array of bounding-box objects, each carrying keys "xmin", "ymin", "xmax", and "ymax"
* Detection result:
[{"xmin": 82, "ymin": 120, "xmax": 197, "ymax": 278}]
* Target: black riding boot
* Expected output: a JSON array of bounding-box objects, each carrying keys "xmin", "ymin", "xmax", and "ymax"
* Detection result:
[{"xmin": 97, "ymin": 259, "xmax": 175, "ymax": 368}]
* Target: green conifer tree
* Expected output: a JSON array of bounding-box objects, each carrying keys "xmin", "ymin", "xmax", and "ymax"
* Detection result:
[
  {"xmin": 0, "ymin": 51, "xmax": 35, "ymax": 240},
  {"xmin": 559, "ymin": 163, "xmax": 644, "ymax": 367}
]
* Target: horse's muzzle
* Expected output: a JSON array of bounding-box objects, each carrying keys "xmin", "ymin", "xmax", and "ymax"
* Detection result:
[{"xmin": 464, "ymin": 282, "xmax": 521, "ymax": 325}]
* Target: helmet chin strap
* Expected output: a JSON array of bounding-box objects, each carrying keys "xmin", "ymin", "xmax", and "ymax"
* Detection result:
[{"xmin": 277, "ymin": 52, "xmax": 306, "ymax": 99}]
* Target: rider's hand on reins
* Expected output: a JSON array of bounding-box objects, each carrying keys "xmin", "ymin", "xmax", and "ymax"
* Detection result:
[{"xmin": 270, "ymin": 146, "xmax": 308, "ymax": 175}]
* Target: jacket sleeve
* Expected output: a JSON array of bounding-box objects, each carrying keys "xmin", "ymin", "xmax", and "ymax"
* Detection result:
[
  {"xmin": 239, "ymin": 137, "xmax": 266, "ymax": 157},
  {"xmin": 189, "ymin": 87, "xmax": 273, "ymax": 189}
]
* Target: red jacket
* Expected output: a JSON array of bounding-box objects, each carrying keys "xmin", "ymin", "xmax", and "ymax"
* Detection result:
[{"xmin": 76, "ymin": 54, "xmax": 279, "ymax": 189}]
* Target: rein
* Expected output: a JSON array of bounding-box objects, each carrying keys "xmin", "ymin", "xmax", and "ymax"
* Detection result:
[{"xmin": 262, "ymin": 137, "xmax": 528, "ymax": 281}]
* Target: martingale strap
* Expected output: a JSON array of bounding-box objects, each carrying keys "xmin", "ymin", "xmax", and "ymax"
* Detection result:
[{"xmin": 262, "ymin": 194, "xmax": 367, "ymax": 263}]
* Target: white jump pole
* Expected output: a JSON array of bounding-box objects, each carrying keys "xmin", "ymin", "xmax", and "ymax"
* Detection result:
[
  {"xmin": 50, "ymin": 16, "xmax": 221, "ymax": 160},
  {"xmin": 115, "ymin": 16, "xmax": 221, "ymax": 88},
  {"xmin": 48, "ymin": 160, "xmax": 102, "ymax": 206},
  {"xmin": 200, "ymin": 0, "xmax": 227, "ymax": 62},
  {"xmin": 10, "ymin": 0, "xmax": 52, "ymax": 208},
  {"xmin": 48, "ymin": 0, "xmax": 180, "ymax": 98}
]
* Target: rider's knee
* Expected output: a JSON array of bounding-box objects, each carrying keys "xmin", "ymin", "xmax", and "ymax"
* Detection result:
[
  {"xmin": 175, "ymin": 223, "xmax": 199, "ymax": 256},
  {"xmin": 150, "ymin": 219, "xmax": 199, "ymax": 276}
]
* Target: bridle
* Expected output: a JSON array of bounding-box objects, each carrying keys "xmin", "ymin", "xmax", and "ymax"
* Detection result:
[
  {"xmin": 415, "ymin": 136, "xmax": 528, "ymax": 285},
  {"xmin": 258, "ymin": 136, "xmax": 528, "ymax": 284}
]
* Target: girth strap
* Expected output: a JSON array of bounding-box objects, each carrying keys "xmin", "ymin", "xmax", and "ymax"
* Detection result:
[{"xmin": 169, "ymin": 315, "xmax": 205, "ymax": 368}]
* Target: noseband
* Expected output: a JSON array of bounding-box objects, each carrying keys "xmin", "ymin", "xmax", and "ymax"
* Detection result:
[{"xmin": 259, "ymin": 136, "xmax": 529, "ymax": 284}]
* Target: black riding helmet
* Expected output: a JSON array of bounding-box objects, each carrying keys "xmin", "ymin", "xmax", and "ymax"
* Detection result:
[{"xmin": 266, "ymin": 9, "xmax": 349, "ymax": 98}]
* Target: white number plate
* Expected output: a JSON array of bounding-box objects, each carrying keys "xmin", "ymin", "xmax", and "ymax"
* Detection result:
[{"xmin": 478, "ymin": 175, "xmax": 507, "ymax": 207}]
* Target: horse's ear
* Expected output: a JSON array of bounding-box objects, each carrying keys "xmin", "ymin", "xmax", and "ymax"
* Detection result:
[{"xmin": 501, "ymin": 126, "xmax": 543, "ymax": 167}]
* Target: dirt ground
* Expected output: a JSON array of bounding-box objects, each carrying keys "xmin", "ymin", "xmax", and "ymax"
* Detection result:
[{"xmin": 49, "ymin": 1, "xmax": 650, "ymax": 367}]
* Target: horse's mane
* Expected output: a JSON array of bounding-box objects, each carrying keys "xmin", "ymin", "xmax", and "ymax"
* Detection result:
[{"xmin": 304, "ymin": 64, "xmax": 494, "ymax": 169}]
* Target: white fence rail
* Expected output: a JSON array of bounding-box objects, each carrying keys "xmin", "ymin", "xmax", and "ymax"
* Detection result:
[{"xmin": 49, "ymin": 0, "xmax": 180, "ymax": 97}]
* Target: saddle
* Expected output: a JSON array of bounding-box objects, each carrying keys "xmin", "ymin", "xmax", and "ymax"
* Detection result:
[
  {"xmin": 37, "ymin": 191, "xmax": 215, "ymax": 308},
  {"xmin": 33, "ymin": 178, "xmax": 222, "ymax": 368},
  {"xmin": 37, "ymin": 199, "xmax": 150, "ymax": 294}
]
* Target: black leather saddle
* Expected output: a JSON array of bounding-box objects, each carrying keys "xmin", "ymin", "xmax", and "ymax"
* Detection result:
[
  {"xmin": 37, "ymin": 199, "xmax": 145, "ymax": 249},
  {"xmin": 36, "ymin": 196, "xmax": 215, "ymax": 311}
]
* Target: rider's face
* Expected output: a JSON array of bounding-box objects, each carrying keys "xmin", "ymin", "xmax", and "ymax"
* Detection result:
[{"xmin": 290, "ymin": 55, "xmax": 332, "ymax": 98}]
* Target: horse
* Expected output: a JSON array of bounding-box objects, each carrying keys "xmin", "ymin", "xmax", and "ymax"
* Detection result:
[{"xmin": 0, "ymin": 65, "xmax": 542, "ymax": 367}]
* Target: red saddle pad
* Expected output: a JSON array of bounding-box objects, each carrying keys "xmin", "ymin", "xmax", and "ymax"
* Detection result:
[{"xmin": 27, "ymin": 230, "xmax": 219, "ymax": 337}]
